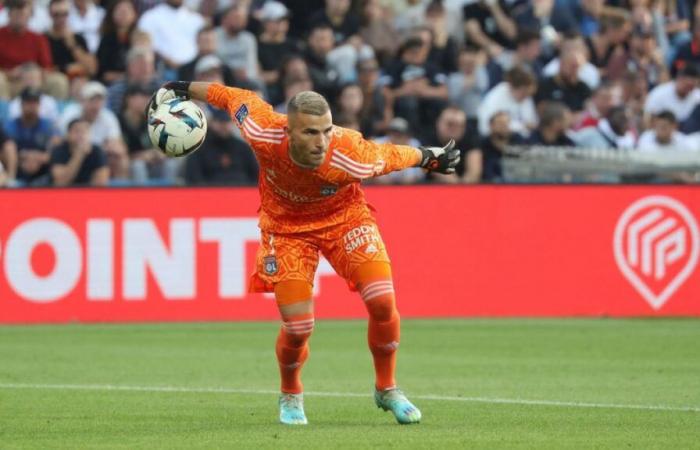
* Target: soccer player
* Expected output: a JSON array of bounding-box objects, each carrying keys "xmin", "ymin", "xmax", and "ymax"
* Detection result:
[{"xmin": 149, "ymin": 81, "xmax": 460, "ymax": 425}]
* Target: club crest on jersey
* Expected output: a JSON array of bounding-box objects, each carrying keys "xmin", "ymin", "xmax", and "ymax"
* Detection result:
[
  {"xmin": 320, "ymin": 185, "xmax": 338, "ymax": 196},
  {"xmin": 263, "ymin": 255, "xmax": 278, "ymax": 275},
  {"xmin": 234, "ymin": 104, "xmax": 249, "ymax": 124}
]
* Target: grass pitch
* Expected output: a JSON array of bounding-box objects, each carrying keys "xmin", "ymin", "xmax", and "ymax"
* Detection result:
[{"xmin": 1, "ymin": 318, "xmax": 699, "ymax": 449}]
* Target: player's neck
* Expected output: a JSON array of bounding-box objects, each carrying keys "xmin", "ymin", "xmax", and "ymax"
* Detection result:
[{"xmin": 288, "ymin": 146, "xmax": 320, "ymax": 170}]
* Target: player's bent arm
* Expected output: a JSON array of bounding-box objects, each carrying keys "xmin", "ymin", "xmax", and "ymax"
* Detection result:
[{"xmin": 361, "ymin": 138, "xmax": 461, "ymax": 177}]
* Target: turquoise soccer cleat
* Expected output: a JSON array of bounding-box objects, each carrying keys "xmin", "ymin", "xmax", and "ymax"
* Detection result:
[
  {"xmin": 279, "ymin": 393, "xmax": 308, "ymax": 425},
  {"xmin": 374, "ymin": 388, "xmax": 422, "ymax": 424}
]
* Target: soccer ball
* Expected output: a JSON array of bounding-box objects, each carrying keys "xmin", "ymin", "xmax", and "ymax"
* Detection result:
[{"xmin": 148, "ymin": 98, "xmax": 207, "ymax": 157}]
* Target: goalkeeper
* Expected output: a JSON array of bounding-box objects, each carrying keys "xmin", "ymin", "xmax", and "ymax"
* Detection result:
[{"xmin": 150, "ymin": 81, "xmax": 460, "ymax": 425}]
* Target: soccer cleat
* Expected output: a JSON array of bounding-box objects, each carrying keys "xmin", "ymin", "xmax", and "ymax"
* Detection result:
[
  {"xmin": 279, "ymin": 393, "xmax": 308, "ymax": 425},
  {"xmin": 374, "ymin": 388, "xmax": 422, "ymax": 424}
]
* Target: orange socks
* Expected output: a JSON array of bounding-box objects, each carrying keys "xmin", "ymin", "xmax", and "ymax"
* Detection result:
[
  {"xmin": 274, "ymin": 281, "xmax": 314, "ymax": 394},
  {"xmin": 275, "ymin": 312, "xmax": 314, "ymax": 394},
  {"xmin": 356, "ymin": 263, "xmax": 400, "ymax": 391}
]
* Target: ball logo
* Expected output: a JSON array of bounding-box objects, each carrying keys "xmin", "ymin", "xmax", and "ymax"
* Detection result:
[{"xmin": 614, "ymin": 196, "xmax": 699, "ymax": 310}]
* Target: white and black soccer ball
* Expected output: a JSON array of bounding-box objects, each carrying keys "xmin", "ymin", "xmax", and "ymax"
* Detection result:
[{"xmin": 148, "ymin": 97, "xmax": 207, "ymax": 157}]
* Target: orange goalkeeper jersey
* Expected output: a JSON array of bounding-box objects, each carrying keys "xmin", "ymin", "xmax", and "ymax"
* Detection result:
[{"xmin": 206, "ymin": 83, "xmax": 421, "ymax": 234}]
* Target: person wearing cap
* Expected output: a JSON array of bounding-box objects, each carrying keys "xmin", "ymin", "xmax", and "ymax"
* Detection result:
[
  {"xmin": 3, "ymin": 87, "xmax": 61, "ymax": 185},
  {"xmin": 644, "ymin": 63, "xmax": 700, "ymax": 126},
  {"xmin": 184, "ymin": 107, "xmax": 258, "ymax": 186},
  {"xmin": 257, "ymin": 1, "xmax": 299, "ymax": 88},
  {"xmin": 60, "ymin": 80, "xmax": 129, "ymax": 179},
  {"xmin": 6, "ymin": 62, "xmax": 61, "ymax": 126}
]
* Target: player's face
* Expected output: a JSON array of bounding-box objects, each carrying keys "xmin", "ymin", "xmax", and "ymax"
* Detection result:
[{"xmin": 287, "ymin": 111, "xmax": 334, "ymax": 168}]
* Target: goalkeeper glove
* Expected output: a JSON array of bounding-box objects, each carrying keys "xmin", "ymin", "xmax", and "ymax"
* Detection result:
[
  {"xmin": 147, "ymin": 81, "xmax": 191, "ymax": 114},
  {"xmin": 418, "ymin": 139, "xmax": 461, "ymax": 174}
]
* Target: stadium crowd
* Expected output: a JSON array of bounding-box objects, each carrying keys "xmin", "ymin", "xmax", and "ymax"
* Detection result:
[{"xmin": 0, "ymin": 0, "xmax": 699, "ymax": 187}]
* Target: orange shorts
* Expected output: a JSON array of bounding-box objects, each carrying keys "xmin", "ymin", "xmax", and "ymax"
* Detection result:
[{"xmin": 249, "ymin": 216, "xmax": 390, "ymax": 293}]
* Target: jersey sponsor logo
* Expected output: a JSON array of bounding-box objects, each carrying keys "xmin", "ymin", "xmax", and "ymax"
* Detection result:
[
  {"xmin": 365, "ymin": 243, "xmax": 378, "ymax": 254},
  {"xmin": 613, "ymin": 195, "xmax": 700, "ymax": 310},
  {"xmin": 320, "ymin": 185, "xmax": 338, "ymax": 196},
  {"xmin": 263, "ymin": 255, "xmax": 278, "ymax": 275},
  {"xmin": 344, "ymin": 224, "xmax": 380, "ymax": 253},
  {"xmin": 234, "ymin": 104, "xmax": 249, "ymax": 124}
]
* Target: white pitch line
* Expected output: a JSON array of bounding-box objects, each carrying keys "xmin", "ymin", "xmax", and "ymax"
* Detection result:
[{"xmin": 0, "ymin": 383, "xmax": 698, "ymax": 413}]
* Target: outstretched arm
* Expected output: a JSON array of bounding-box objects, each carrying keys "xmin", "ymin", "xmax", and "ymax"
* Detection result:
[{"xmin": 356, "ymin": 136, "xmax": 461, "ymax": 178}]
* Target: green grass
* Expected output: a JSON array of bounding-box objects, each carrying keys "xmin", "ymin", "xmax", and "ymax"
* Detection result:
[{"xmin": 1, "ymin": 319, "xmax": 699, "ymax": 449}]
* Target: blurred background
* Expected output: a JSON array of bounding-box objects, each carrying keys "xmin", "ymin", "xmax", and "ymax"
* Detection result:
[{"xmin": 2, "ymin": 0, "xmax": 700, "ymax": 188}]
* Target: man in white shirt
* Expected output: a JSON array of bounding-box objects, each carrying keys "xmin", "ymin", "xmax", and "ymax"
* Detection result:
[
  {"xmin": 477, "ymin": 65, "xmax": 538, "ymax": 137},
  {"xmin": 644, "ymin": 64, "xmax": 700, "ymax": 124},
  {"xmin": 137, "ymin": 0, "xmax": 205, "ymax": 68},
  {"xmin": 216, "ymin": 2, "xmax": 261, "ymax": 86},
  {"xmin": 60, "ymin": 81, "xmax": 129, "ymax": 179},
  {"xmin": 637, "ymin": 110, "xmax": 698, "ymax": 153}
]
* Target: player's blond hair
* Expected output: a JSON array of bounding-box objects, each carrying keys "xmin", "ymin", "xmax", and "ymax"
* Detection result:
[{"xmin": 287, "ymin": 91, "xmax": 330, "ymax": 116}]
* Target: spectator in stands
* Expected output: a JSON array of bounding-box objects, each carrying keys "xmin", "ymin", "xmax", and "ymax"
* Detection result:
[
  {"xmin": 572, "ymin": 0, "xmax": 604, "ymax": 37},
  {"xmin": 309, "ymin": 0, "xmax": 361, "ymax": 44},
  {"xmin": 179, "ymin": 26, "xmax": 238, "ymax": 88},
  {"xmin": 427, "ymin": 106, "xmax": 481, "ymax": 184},
  {"xmin": 4, "ymin": 87, "xmax": 61, "ymax": 185},
  {"xmin": 334, "ymin": 82, "xmax": 363, "ymax": 130},
  {"xmin": 0, "ymin": 123, "xmax": 18, "ymax": 183},
  {"xmin": 422, "ymin": 2, "xmax": 459, "ymax": 74},
  {"xmin": 393, "ymin": 0, "xmax": 428, "ymax": 36},
  {"xmin": 370, "ymin": 117, "xmax": 423, "ymax": 184},
  {"xmin": 447, "ymin": 44, "xmax": 489, "ymax": 122},
  {"xmin": 477, "ymin": 65, "xmax": 538, "ymax": 137},
  {"xmin": 257, "ymin": 2, "xmax": 299, "ymax": 89},
  {"xmin": 119, "ymin": 85, "xmax": 179, "ymax": 184},
  {"xmin": 45, "ymin": 0, "xmax": 96, "ymax": 79},
  {"xmin": 525, "ymin": 101, "xmax": 576, "ymax": 147},
  {"xmin": 185, "ymin": 108, "xmax": 258, "ymax": 185},
  {"xmin": 304, "ymin": 24, "xmax": 340, "ymax": 100},
  {"xmin": 584, "ymin": 12, "xmax": 631, "ymax": 80},
  {"xmin": 107, "ymin": 47, "xmax": 160, "ymax": 113},
  {"xmin": 0, "ymin": 0, "xmax": 51, "ymax": 33},
  {"xmin": 514, "ymin": 0, "xmax": 579, "ymax": 57},
  {"xmin": 574, "ymin": 81, "xmax": 618, "ymax": 130},
  {"xmin": 359, "ymin": 0, "xmax": 397, "ymax": 65},
  {"xmin": 481, "ymin": 110, "xmax": 521, "ymax": 182},
  {"xmin": 354, "ymin": 58, "xmax": 386, "ymax": 133},
  {"xmin": 96, "ymin": 0, "xmax": 137, "ymax": 85},
  {"xmin": 535, "ymin": 49, "xmax": 592, "ymax": 114},
  {"xmin": 672, "ymin": 20, "xmax": 700, "ymax": 76},
  {"xmin": 50, "ymin": 117, "xmax": 109, "ymax": 186},
  {"xmin": 570, "ymin": 105, "xmax": 636, "ymax": 149},
  {"xmin": 0, "ymin": 0, "xmax": 53, "ymax": 94},
  {"xmin": 274, "ymin": 75, "xmax": 313, "ymax": 113},
  {"xmin": 137, "ymin": 0, "xmax": 205, "ymax": 69},
  {"xmin": 487, "ymin": 28, "xmax": 543, "ymax": 88},
  {"xmin": 626, "ymin": 25, "xmax": 669, "ymax": 88},
  {"xmin": 542, "ymin": 33, "xmax": 600, "ymax": 90},
  {"xmin": 644, "ymin": 64, "xmax": 700, "ymax": 124},
  {"xmin": 384, "ymin": 36, "xmax": 448, "ymax": 140},
  {"xmin": 657, "ymin": 0, "xmax": 692, "ymax": 64},
  {"xmin": 216, "ymin": 3, "xmax": 262, "ymax": 88},
  {"xmin": 637, "ymin": 110, "xmax": 696, "ymax": 152},
  {"xmin": 7, "ymin": 62, "xmax": 60, "ymax": 125},
  {"xmin": 60, "ymin": 81, "xmax": 129, "ymax": 180},
  {"xmin": 68, "ymin": 0, "xmax": 105, "ymax": 53},
  {"xmin": 463, "ymin": 0, "xmax": 517, "ymax": 58}
]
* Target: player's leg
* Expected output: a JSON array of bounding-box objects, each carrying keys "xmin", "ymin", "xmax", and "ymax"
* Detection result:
[
  {"xmin": 250, "ymin": 231, "xmax": 319, "ymax": 425},
  {"xmin": 275, "ymin": 280, "xmax": 314, "ymax": 425}
]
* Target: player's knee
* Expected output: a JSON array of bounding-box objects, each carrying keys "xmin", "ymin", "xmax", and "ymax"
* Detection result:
[
  {"xmin": 365, "ymin": 294, "xmax": 397, "ymax": 322},
  {"xmin": 281, "ymin": 317, "xmax": 314, "ymax": 347}
]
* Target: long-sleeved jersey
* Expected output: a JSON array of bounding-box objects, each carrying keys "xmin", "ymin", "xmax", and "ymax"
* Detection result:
[{"xmin": 206, "ymin": 83, "xmax": 421, "ymax": 233}]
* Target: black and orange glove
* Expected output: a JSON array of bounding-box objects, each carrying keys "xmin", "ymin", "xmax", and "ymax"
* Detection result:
[{"xmin": 418, "ymin": 139, "xmax": 460, "ymax": 174}]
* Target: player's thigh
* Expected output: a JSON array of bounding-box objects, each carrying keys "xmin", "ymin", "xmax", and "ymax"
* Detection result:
[
  {"xmin": 321, "ymin": 219, "xmax": 391, "ymax": 284},
  {"xmin": 253, "ymin": 231, "xmax": 320, "ymax": 289}
]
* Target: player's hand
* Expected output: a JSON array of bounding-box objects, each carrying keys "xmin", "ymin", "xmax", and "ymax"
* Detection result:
[
  {"xmin": 418, "ymin": 139, "xmax": 461, "ymax": 174},
  {"xmin": 147, "ymin": 81, "xmax": 191, "ymax": 115}
]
